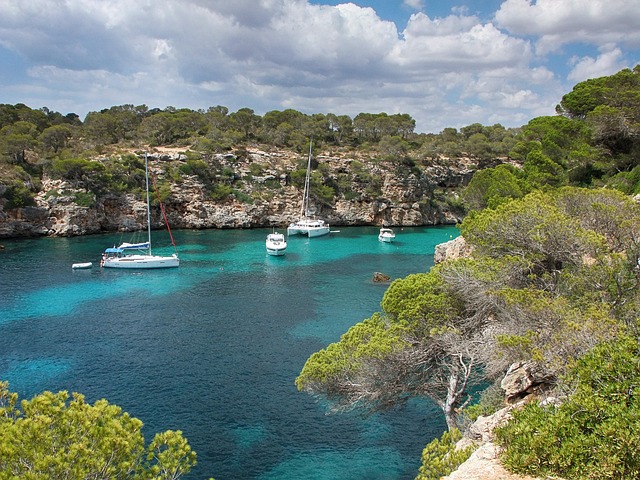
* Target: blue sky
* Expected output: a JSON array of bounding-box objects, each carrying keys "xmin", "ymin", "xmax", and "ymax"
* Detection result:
[{"xmin": 0, "ymin": 0, "xmax": 638, "ymax": 133}]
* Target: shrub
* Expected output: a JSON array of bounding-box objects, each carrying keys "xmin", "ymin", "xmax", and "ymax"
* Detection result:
[
  {"xmin": 73, "ymin": 191, "xmax": 95, "ymax": 207},
  {"xmin": 2, "ymin": 180, "xmax": 35, "ymax": 208},
  {"xmin": 496, "ymin": 336, "xmax": 640, "ymax": 479},
  {"xmin": 210, "ymin": 183, "xmax": 232, "ymax": 201},
  {"xmin": 416, "ymin": 428, "xmax": 474, "ymax": 480}
]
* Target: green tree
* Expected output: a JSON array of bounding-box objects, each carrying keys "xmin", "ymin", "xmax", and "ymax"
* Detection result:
[
  {"xmin": 298, "ymin": 186, "xmax": 639, "ymax": 437},
  {"xmin": 228, "ymin": 108, "xmax": 261, "ymax": 140},
  {"xmin": 296, "ymin": 270, "xmax": 483, "ymax": 431},
  {"xmin": 0, "ymin": 382, "xmax": 197, "ymax": 479},
  {"xmin": 0, "ymin": 121, "xmax": 40, "ymax": 164},
  {"xmin": 462, "ymin": 164, "xmax": 527, "ymax": 211},
  {"xmin": 523, "ymin": 149, "xmax": 564, "ymax": 187},
  {"xmin": 377, "ymin": 135, "xmax": 409, "ymax": 159},
  {"xmin": 39, "ymin": 124, "xmax": 74, "ymax": 154}
]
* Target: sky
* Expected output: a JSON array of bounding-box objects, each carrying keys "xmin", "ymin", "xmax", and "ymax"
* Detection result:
[{"xmin": 0, "ymin": 0, "xmax": 638, "ymax": 133}]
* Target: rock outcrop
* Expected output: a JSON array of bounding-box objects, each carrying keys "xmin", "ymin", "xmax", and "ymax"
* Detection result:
[
  {"xmin": 434, "ymin": 235, "xmax": 473, "ymax": 263},
  {"xmin": 500, "ymin": 362, "xmax": 555, "ymax": 403},
  {"xmin": 443, "ymin": 362, "xmax": 560, "ymax": 480},
  {"xmin": 372, "ymin": 272, "xmax": 391, "ymax": 282},
  {"xmin": 443, "ymin": 442, "xmax": 539, "ymax": 480}
]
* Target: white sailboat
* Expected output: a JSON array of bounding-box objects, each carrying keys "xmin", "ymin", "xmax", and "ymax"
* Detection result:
[
  {"xmin": 101, "ymin": 154, "xmax": 179, "ymax": 269},
  {"xmin": 266, "ymin": 231, "xmax": 287, "ymax": 256},
  {"xmin": 287, "ymin": 141, "xmax": 330, "ymax": 238}
]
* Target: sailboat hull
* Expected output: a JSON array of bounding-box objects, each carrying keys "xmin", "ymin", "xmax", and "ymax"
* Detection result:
[
  {"xmin": 102, "ymin": 254, "xmax": 179, "ymax": 269},
  {"xmin": 100, "ymin": 153, "xmax": 180, "ymax": 270},
  {"xmin": 287, "ymin": 219, "xmax": 330, "ymax": 237}
]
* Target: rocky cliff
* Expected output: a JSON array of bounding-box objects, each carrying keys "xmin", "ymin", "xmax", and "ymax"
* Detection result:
[
  {"xmin": 442, "ymin": 362, "xmax": 557, "ymax": 480},
  {"xmin": 0, "ymin": 147, "xmax": 473, "ymax": 238}
]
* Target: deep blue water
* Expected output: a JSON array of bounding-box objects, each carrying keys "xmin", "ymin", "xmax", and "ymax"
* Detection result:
[{"xmin": 0, "ymin": 225, "xmax": 457, "ymax": 479}]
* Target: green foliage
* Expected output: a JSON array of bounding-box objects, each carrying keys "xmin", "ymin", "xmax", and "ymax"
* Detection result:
[
  {"xmin": 179, "ymin": 159, "xmax": 211, "ymax": 180},
  {"xmin": 459, "ymin": 188, "xmax": 607, "ymax": 272},
  {"xmin": 0, "ymin": 381, "xmax": 196, "ymax": 479},
  {"xmin": 462, "ymin": 164, "xmax": 528, "ymax": 211},
  {"xmin": 295, "ymin": 313, "xmax": 409, "ymax": 392},
  {"xmin": 381, "ymin": 272, "xmax": 459, "ymax": 328},
  {"xmin": 39, "ymin": 124, "xmax": 73, "ymax": 154},
  {"xmin": 1, "ymin": 179, "xmax": 36, "ymax": 208},
  {"xmin": 232, "ymin": 189, "xmax": 253, "ymax": 204},
  {"xmin": 606, "ymin": 165, "xmax": 640, "ymax": 194},
  {"xmin": 210, "ymin": 183, "xmax": 232, "ymax": 201},
  {"xmin": 48, "ymin": 157, "xmax": 106, "ymax": 182},
  {"xmin": 73, "ymin": 191, "xmax": 95, "ymax": 207},
  {"xmin": 314, "ymin": 183, "xmax": 335, "ymax": 205},
  {"xmin": 99, "ymin": 154, "xmax": 147, "ymax": 194},
  {"xmin": 377, "ymin": 134, "xmax": 410, "ymax": 159},
  {"xmin": 523, "ymin": 149, "xmax": 564, "ymax": 187},
  {"xmin": 416, "ymin": 428, "xmax": 474, "ymax": 480},
  {"xmin": 289, "ymin": 168, "xmax": 307, "ymax": 188},
  {"xmin": 496, "ymin": 336, "xmax": 640, "ymax": 480},
  {"xmin": 154, "ymin": 184, "xmax": 173, "ymax": 204}
]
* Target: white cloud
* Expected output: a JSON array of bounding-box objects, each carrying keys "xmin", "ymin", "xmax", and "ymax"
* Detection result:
[
  {"xmin": 403, "ymin": 0, "xmax": 424, "ymax": 10},
  {"xmin": 495, "ymin": 0, "xmax": 640, "ymax": 54},
  {"xmin": 567, "ymin": 47, "xmax": 626, "ymax": 82},
  {"xmin": 0, "ymin": 0, "xmax": 637, "ymax": 133},
  {"xmin": 395, "ymin": 13, "xmax": 532, "ymax": 73}
]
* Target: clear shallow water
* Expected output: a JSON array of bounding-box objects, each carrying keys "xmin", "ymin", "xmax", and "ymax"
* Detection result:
[{"xmin": 0, "ymin": 226, "xmax": 457, "ymax": 479}]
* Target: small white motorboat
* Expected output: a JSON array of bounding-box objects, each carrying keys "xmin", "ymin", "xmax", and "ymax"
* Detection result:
[
  {"xmin": 266, "ymin": 231, "xmax": 287, "ymax": 256},
  {"xmin": 378, "ymin": 228, "xmax": 396, "ymax": 243},
  {"xmin": 72, "ymin": 262, "xmax": 93, "ymax": 269}
]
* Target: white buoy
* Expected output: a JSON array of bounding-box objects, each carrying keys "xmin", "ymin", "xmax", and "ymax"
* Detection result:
[{"xmin": 72, "ymin": 262, "xmax": 93, "ymax": 269}]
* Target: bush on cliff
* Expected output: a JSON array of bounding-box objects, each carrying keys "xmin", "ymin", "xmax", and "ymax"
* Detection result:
[{"xmin": 496, "ymin": 336, "xmax": 640, "ymax": 480}]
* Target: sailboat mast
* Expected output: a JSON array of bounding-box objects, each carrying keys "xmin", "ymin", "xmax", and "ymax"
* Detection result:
[
  {"xmin": 144, "ymin": 153, "xmax": 152, "ymax": 255},
  {"xmin": 302, "ymin": 140, "xmax": 312, "ymax": 218}
]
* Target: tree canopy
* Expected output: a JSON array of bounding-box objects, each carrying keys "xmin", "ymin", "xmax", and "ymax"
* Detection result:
[
  {"xmin": 0, "ymin": 382, "xmax": 198, "ymax": 480},
  {"xmin": 297, "ymin": 187, "xmax": 640, "ymax": 431}
]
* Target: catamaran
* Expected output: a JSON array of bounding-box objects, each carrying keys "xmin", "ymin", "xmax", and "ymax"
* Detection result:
[
  {"xmin": 287, "ymin": 141, "xmax": 330, "ymax": 238},
  {"xmin": 101, "ymin": 153, "xmax": 179, "ymax": 269}
]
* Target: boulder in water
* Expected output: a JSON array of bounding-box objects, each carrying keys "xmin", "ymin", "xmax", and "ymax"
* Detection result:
[{"xmin": 373, "ymin": 272, "xmax": 391, "ymax": 282}]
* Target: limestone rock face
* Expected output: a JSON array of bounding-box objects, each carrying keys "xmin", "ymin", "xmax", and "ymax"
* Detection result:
[
  {"xmin": 442, "ymin": 363, "xmax": 562, "ymax": 480},
  {"xmin": 501, "ymin": 362, "xmax": 555, "ymax": 403},
  {"xmin": 0, "ymin": 147, "xmax": 473, "ymax": 238},
  {"xmin": 469, "ymin": 405, "xmax": 515, "ymax": 443},
  {"xmin": 442, "ymin": 442, "xmax": 539, "ymax": 480},
  {"xmin": 0, "ymin": 204, "xmax": 50, "ymax": 237},
  {"xmin": 434, "ymin": 235, "xmax": 473, "ymax": 263}
]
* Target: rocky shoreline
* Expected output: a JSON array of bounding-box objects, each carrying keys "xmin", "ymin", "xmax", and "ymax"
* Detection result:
[{"xmin": 0, "ymin": 148, "xmax": 471, "ymax": 239}]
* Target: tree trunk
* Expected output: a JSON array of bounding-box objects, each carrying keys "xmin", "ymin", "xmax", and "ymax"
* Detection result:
[{"xmin": 443, "ymin": 372, "xmax": 460, "ymax": 430}]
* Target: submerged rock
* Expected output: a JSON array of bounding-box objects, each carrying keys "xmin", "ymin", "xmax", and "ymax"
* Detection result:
[{"xmin": 372, "ymin": 272, "xmax": 391, "ymax": 282}]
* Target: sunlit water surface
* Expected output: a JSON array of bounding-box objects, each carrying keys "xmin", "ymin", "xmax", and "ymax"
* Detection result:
[{"xmin": 0, "ymin": 226, "xmax": 457, "ymax": 479}]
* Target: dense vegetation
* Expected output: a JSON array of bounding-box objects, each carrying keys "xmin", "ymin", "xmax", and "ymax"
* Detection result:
[
  {"xmin": 297, "ymin": 65, "xmax": 640, "ymax": 478},
  {"xmin": 0, "ymin": 381, "xmax": 198, "ymax": 479},
  {"xmin": 2, "ymin": 67, "xmax": 639, "ymax": 217},
  {"xmin": 1, "ymin": 65, "xmax": 639, "ymax": 478}
]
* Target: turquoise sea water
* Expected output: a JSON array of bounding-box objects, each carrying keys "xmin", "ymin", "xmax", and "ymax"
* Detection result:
[{"xmin": 0, "ymin": 225, "xmax": 457, "ymax": 479}]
